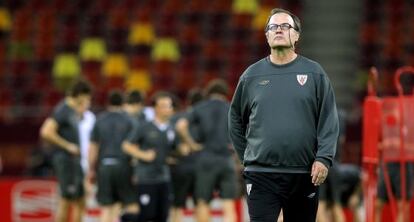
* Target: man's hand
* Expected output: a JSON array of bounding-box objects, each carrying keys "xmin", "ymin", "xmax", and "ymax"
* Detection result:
[
  {"xmin": 141, "ymin": 149, "xmax": 156, "ymax": 162},
  {"xmin": 66, "ymin": 143, "xmax": 80, "ymax": 155},
  {"xmin": 311, "ymin": 161, "xmax": 328, "ymax": 186},
  {"xmin": 189, "ymin": 142, "xmax": 203, "ymax": 152},
  {"xmin": 178, "ymin": 143, "xmax": 191, "ymax": 156}
]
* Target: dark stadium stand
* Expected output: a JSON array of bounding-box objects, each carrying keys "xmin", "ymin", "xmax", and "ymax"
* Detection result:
[
  {"xmin": 0, "ymin": 0, "xmax": 302, "ymax": 125},
  {"xmin": 0, "ymin": 0, "xmax": 302, "ymax": 175}
]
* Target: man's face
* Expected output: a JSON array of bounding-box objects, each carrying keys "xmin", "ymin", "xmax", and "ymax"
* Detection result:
[
  {"xmin": 74, "ymin": 94, "xmax": 91, "ymax": 114},
  {"xmin": 265, "ymin": 13, "xmax": 299, "ymax": 49},
  {"xmin": 154, "ymin": 97, "xmax": 173, "ymax": 120}
]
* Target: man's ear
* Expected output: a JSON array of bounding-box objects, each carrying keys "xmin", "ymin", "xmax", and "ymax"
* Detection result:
[{"xmin": 293, "ymin": 32, "xmax": 300, "ymax": 44}]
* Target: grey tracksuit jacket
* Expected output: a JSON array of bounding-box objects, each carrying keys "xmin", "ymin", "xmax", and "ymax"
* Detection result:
[{"xmin": 228, "ymin": 55, "xmax": 339, "ymax": 173}]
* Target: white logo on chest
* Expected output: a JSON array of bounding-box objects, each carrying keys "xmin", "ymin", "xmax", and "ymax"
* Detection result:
[
  {"xmin": 297, "ymin": 74, "xmax": 308, "ymax": 86},
  {"xmin": 246, "ymin": 184, "xmax": 252, "ymax": 195}
]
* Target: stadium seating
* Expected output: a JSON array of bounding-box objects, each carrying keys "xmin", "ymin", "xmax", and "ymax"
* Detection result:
[
  {"xmin": 0, "ymin": 0, "xmax": 303, "ymax": 124},
  {"xmin": 79, "ymin": 38, "xmax": 107, "ymax": 61},
  {"xmin": 102, "ymin": 53, "xmax": 129, "ymax": 77},
  {"xmin": 128, "ymin": 22, "xmax": 156, "ymax": 46},
  {"xmin": 126, "ymin": 69, "xmax": 152, "ymax": 93},
  {"xmin": 0, "ymin": 8, "xmax": 12, "ymax": 32},
  {"xmin": 52, "ymin": 53, "xmax": 81, "ymax": 90}
]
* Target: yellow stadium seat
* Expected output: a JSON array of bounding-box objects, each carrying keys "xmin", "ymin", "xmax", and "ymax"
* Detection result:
[
  {"xmin": 252, "ymin": 7, "xmax": 272, "ymax": 30},
  {"xmin": 151, "ymin": 38, "xmax": 180, "ymax": 62},
  {"xmin": 102, "ymin": 53, "xmax": 129, "ymax": 77},
  {"xmin": 126, "ymin": 69, "xmax": 152, "ymax": 92},
  {"xmin": 128, "ymin": 22, "xmax": 155, "ymax": 46},
  {"xmin": 232, "ymin": 0, "xmax": 258, "ymax": 14},
  {"xmin": 52, "ymin": 53, "xmax": 80, "ymax": 78},
  {"xmin": 79, "ymin": 38, "xmax": 107, "ymax": 61},
  {"xmin": 52, "ymin": 53, "xmax": 81, "ymax": 91},
  {"xmin": 0, "ymin": 8, "xmax": 11, "ymax": 31}
]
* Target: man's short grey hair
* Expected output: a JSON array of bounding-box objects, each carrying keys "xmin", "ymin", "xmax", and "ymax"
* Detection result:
[{"xmin": 265, "ymin": 8, "xmax": 301, "ymax": 33}]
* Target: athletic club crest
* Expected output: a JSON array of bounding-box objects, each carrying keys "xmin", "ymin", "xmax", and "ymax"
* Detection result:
[
  {"xmin": 297, "ymin": 74, "xmax": 308, "ymax": 86},
  {"xmin": 246, "ymin": 184, "xmax": 252, "ymax": 195}
]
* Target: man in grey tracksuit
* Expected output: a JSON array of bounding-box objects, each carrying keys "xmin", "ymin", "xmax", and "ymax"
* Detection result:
[{"xmin": 228, "ymin": 8, "xmax": 339, "ymax": 222}]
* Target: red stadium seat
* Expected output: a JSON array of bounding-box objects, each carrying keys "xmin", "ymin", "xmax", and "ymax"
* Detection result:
[
  {"xmin": 130, "ymin": 55, "xmax": 151, "ymax": 70},
  {"xmin": 231, "ymin": 12, "xmax": 253, "ymax": 26},
  {"xmin": 130, "ymin": 6, "xmax": 151, "ymax": 23},
  {"xmin": 161, "ymin": 0, "xmax": 185, "ymax": 13},
  {"xmin": 152, "ymin": 60, "xmax": 175, "ymax": 89},
  {"xmin": 103, "ymin": 76, "xmax": 125, "ymax": 90},
  {"xmin": 25, "ymin": 0, "xmax": 48, "ymax": 11},
  {"xmin": 90, "ymin": 0, "xmax": 113, "ymax": 14},
  {"xmin": 260, "ymin": 0, "xmax": 279, "ymax": 7},
  {"xmin": 10, "ymin": 59, "xmax": 29, "ymax": 76},
  {"xmin": 179, "ymin": 24, "xmax": 201, "ymax": 55},
  {"xmin": 187, "ymin": 0, "xmax": 206, "ymax": 12},
  {"xmin": 35, "ymin": 8, "xmax": 56, "ymax": 33},
  {"xmin": 10, "ymin": 9, "xmax": 31, "ymax": 41},
  {"xmin": 200, "ymin": 70, "xmax": 222, "ymax": 86},
  {"xmin": 108, "ymin": 7, "xmax": 129, "ymax": 30},
  {"xmin": 202, "ymin": 39, "xmax": 224, "ymax": 59},
  {"xmin": 0, "ymin": 42, "xmax": 5, "ymax": 65},
  {"xmin": 156, "ymin": 12, "xmax": 179, "ymax": 37},
  {"xmin": 51, "ymin": 0, "xmax": 69, "ymax": 11},
  {"xmin": 175, "ymin": 57, "xmax": 199, "ymax": 92},
  {"xmin": 360, "ymin": 23, "xmax": 379, "ymax": 45},
  {"xmin": 93, "ymin": 88, "xmax": 108, "ymax": 107},
  {"xmin": 209, "ymin": 0, "xmax": 231, "ymax": 13},
  {"xmin": 0, "ymin": 0, "xmax": 307, "ymax": 125},
  {"xmin": 82, "ymin": 61, "xmax": 102, "ymax": 86},
  {"xmin": 107, "ymin": 28, "xmax": 128, "ymax": 51},
  {"xmin": 59, "ymin": 23, "xmax": 80, "ymax": 52},
  {"xmin": 43, "ymin": 87, "xmax": 64, "ymax": 107},
  {"xmin": 227, "ymin": 60, "xmax": 247, "ymax": 85},
  {"xmin": 21, "ymin": 89, "xmax": 43, "ymax": 107},
  {"xmin": 119, "ymin": 0, "xmax": 137, "ymax": 10},
  {"xmin": 34, "ymin": 41, "xmax": 54, "ymax": 60},
  {"xmin": 31, "ymin": 71, "xmax": 52, "ymax": 89}
]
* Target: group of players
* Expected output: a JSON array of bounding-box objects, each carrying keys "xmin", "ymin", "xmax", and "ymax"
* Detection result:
[
  {"xmin": 40, "ymin": 78, "xmax": 240, "ymax": 222},
  {"xmin": 37, "ymin": 78, "xmax": 414, "ymax": 222}
]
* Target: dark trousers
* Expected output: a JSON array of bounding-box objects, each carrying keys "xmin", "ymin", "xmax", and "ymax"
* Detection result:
[
  {"xmin": 136, "ymin": 182, "xmax": 171, "ymax": 222},
  {"xmin": 243, "ymin": 171, "xmax": 319, "ymax": 222}
]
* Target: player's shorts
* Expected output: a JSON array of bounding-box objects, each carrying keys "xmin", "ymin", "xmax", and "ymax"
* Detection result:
[
  {"xmin": 337, "ymin": 164, "xmax": 361, "ymax": 205},
  {"xmin": 170, "ymin": 164, "xmax": 195, "ymax": 207},
  {"xmin": 319, "ymin": 164, "xmax": 341, "ymax": 203},
  {"xmin": 319, "ymin": 163, "xmax": 362, "ymax": 205},
  {"xmin": 137, "ymin": 182, "xmax": 171, "ymax": 222},
  {"xmin": 377, "ymin": 162, "xmax": 414, "ymax": 201},
  {"xmin": 243, "ymin": 171, "xmax": 318, "ymax": 222},
  {"xmin": 53, "ymin": 153, "xmax": 84, "ymax": 199},
  {"xmin": 195, "ymin": 153, "xmax": 238, "ymax": 202},
  {"xmin": 97, "ymin": 160, "xmax": 136, "ymax": 205}
]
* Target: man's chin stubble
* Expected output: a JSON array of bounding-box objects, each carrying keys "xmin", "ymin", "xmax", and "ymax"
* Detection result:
[{"xmin": 271, "ymin": 45, "xmax": 291, "ymax": 50}]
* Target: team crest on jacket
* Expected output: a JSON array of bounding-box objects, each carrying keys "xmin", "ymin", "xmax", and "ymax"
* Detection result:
[{"xmin": 297, "ymin": 74, "xmax": 308, "ymax": 86}]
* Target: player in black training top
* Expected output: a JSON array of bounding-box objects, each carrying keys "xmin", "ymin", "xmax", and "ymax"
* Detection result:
[
  {"xmin": 88, "ymin": 90, "xmax": 145, "ymax": 222},
  {"xmin": 177, "ymin": 79, "xmax": 239, "ymax": 222},
  {"xmin": 123, "ymin": 91, "xmax": 178, "ymax": 222},
  {"xmin": 40, "ymin": 79, "xmax": 92, "ymax": 222}
]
